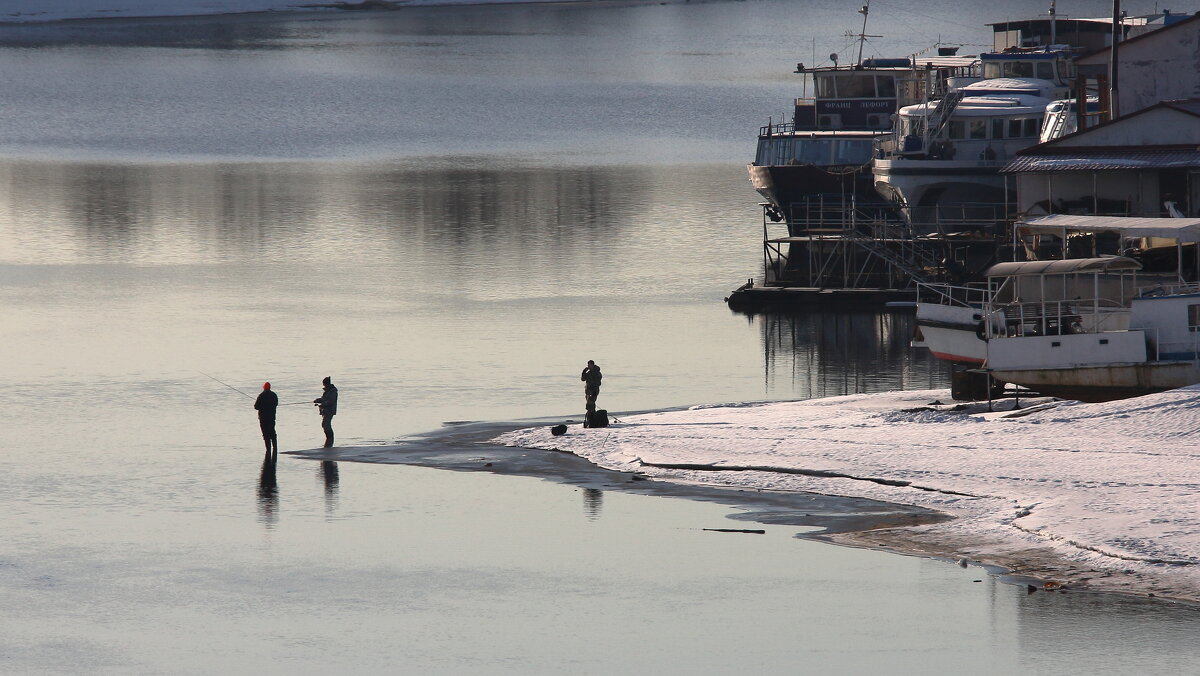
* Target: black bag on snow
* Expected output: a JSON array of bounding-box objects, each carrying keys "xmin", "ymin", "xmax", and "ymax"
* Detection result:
[{"xmin": 584, "ymin": 409, "xmax": 609, "ymax": 428}]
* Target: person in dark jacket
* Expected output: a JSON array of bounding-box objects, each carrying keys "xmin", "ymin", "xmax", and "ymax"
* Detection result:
[
  {"xmin": 254, "ymin": 382, "xmax": 279, "ymax": 455},
  {"xmin": 313, "ymin": 376, "xmax": 339, "ymax": 448},
  {"xmin": 581, "ymin": 360, "xmax": 602, "ymax": 413}
]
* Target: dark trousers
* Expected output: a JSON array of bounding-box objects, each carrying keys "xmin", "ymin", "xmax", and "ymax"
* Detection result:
[
  {"xmin": 321, "ymin": 414, "xmax": 335, "ymax": 448},
  {"xmin": 259, "ymin": 416, "xmax": 277, "ymax": 452},
  {"xmin": 585, "ymin": 388, "xmax": 599, "ymax": 412}
]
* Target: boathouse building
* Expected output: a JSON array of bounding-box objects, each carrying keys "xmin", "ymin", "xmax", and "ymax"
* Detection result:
[{"xmin": 1002, "ymin": 99, "xmax": 1200, "ymax": 221}]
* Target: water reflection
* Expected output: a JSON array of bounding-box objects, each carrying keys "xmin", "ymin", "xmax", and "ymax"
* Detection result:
[
  {"xmin": 582, "ymin": 488, "xmax": 603, "ymax": 520},
  {"xmin": 1014, "ymin": 587, "xmax": 1200, "ymax": 670},
  {"xmin": 754, "ymin": 310, "xmax": 951, "ymax": 399},
  {"xmin": 1, "ymin": 160, "xmax": 649, "ymax": 275},
  {"xmin": 257, "ymin": 452, "xmax": 279, "ymax": 528},
  {"xmin": 320, "ymin": 460, "xmax": 340, "ymax": 515}
]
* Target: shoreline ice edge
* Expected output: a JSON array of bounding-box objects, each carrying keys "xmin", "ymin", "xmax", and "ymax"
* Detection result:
[{"xmin": 494, "ymin": 387, "xmax": 1200, "ymax": 603}]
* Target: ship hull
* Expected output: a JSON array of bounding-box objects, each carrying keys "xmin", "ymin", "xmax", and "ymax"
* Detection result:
[
  {"xmin": 748, "ymin": 163, "xmax": 881, "ymax": 211},
  {"xmin": 989, "ymin": 362, "xmax": 1200, "ymax": 402}
]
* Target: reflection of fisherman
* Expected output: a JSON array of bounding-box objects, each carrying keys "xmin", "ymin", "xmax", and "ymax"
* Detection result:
[
  {"xmin": 258, "ymin": 452, "xmax": 279, "ymax": 527},
  {"xmin": 313, "ymin": 376, "xmax": 339, "ymax": 448},
  {"xmin": 254, "ymin": 382, "xmax": 279, "ymax": 455},
  {"xmin": 581, "ymin": 360, "xmax": 602, "ymax": 412}
]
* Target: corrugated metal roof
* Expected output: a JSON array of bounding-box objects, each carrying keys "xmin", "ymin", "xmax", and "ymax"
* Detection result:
[
  {"xmin": 985, "ymin": 256, "xmax": 1142, "ymax": 278},
  {"xmin": 1018, "ymin": 215, "xmax": 1200, "ymax": 241},
  {"xmin": 1001, "ymin": 148, "xmax": 1200, "ymax": 173}
]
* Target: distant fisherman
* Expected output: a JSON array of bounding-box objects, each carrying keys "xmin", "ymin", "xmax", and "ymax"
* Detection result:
[
  {"xmin": 313, "ymin": 376, "xmax": 339, "ymax": 448},
  {"xmin": 581, "ymin": 360, "xmax": 602, "ymax": 413},
  {"xmin": 254, "ymin": 382, "xmax": 279, "ymax": 455}
]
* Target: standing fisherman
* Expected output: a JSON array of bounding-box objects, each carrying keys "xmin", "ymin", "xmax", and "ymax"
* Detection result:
[
  {"xmin": 313, "ymin": 376, "xmax": 339, "ymax": 448},
  {"xmin": 254, "ymin": 382, "xmax": 279, "ymax": 455},
  {"xmin": 581, "ymin": 360, "xmax": 602, "ymax": 415}
]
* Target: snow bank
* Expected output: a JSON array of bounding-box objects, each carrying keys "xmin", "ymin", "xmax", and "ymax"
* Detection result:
[
  {"xmin": 0, "ymin": 0, "xmax": 594, "ymax": 23},
  {"xmin": 494, "ymin": 387, "xmax": 1200, "ymax": 599}
]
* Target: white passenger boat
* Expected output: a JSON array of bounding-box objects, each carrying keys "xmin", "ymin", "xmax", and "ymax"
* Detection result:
[
  {"xmin": 981, "ymin": 261, "xmax": 1200, "ymax": 402},
  {"xmin": 915, "ymin": 215, "xmax": 1200, "ymax": 401},
  {"xmin": 912, "ymin": 216, "xmax": 1200, "ymax": 379},
  {"xmin": 913, "ymin": 256, "xmax": 1134, "ymax": 366},
  {"xmin": 873, "ymin": 49, "xmax": 1076, "ymax": 223}
]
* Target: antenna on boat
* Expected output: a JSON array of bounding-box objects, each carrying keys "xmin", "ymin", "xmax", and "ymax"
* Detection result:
[
  {"xmin": 855, "ymin": 1, "xmax": 882, "ymax": 66},
  {"xmin": 1049, "ymin": 0, "xmax": 1057, "ymax": 45}
]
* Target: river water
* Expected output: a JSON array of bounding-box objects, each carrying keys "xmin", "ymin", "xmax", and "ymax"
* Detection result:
[{"xmin": 2, "ymin": 1, "xmax": 1199, "ymax": 673}]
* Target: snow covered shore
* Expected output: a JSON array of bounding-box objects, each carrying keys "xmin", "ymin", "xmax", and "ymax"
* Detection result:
[{"xmin": 494, "ymin": 387, "xmax": 1200, "ymax": 601}]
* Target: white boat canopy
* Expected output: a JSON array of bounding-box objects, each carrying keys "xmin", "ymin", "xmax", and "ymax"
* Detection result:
[
  {"xmin": 985, "ymin": 256, "xmax": 1142, "ymax": 278},
  {"xmin": 1018, "ymin": 215, "xmax": 1200, "ymax": 242}
]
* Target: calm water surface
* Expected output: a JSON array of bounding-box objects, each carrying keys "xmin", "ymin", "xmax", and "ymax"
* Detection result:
[{"xmin": 2, "ymin": 1, "xmax": 1198, "ymax": 673}]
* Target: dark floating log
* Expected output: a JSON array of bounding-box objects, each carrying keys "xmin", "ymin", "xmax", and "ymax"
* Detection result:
[{"xmin": 703, "ymin": 528, "xmax": 766, "ymax": 535}]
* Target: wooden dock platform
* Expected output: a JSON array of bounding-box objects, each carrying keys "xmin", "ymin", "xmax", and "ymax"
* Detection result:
[{"xmin": 724, "ymin": 280, "xmax": 915, "ymax": 312}]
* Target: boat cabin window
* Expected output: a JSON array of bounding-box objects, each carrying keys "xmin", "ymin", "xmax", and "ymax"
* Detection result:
[
  {"xmin": 947, "ymin": 120, "xmax": 966, "ymax": 139},
  {"xmin": 757, "ymin": 138, "xmax": 873, "ymax": 165},
  {"xmin": 839, "ymin": 74, "xmax": 878, "ymax": 98},
  {"xmin": 1008, "ymin": 61, "xmax": 1034, "ymax": 78},
  {"xmin": 1189, "ymin": 304, "xmax": 1200, "ymax": 332},
  {"xmin": 815, "ymin": 75, "xmax": 836, "ymax": 98},
  {"xmin": 815, "ymin": 73, "xmax": 893, "ymax": 99},
  {"xmin": 983, "ymin": 59, "xmax": 1055, "ymax": 80},
  {"xmin": 969, "ymin": 119, "xmax": 988, "ymax": 139},
  {"xmin": 1023, "ymin": 118, "xmax": 1040, "ymax": 137},
  {"xmin": 796, "ymin": 139, "xmax": 831, "ymax": 163},
  {"xmin": 832, "ymin": 139, "xmax": 873, "ymax": 164},
  {"xmin": 991, "ymin": 118, "xmax": 1005, "ymax": 139},
  {"xmin": 1058, "ymin": 58, "xmax": 1075, "ymax": 80}
]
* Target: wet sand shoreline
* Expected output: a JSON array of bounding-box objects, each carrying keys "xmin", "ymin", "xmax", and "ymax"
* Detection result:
[
  {"xmin": 291, "ymin": 414, "xmax": 1200, "ymax": 605},
  {"xmin": 289, "ymin": 416, "xmax": 949, "ymax": 536}
]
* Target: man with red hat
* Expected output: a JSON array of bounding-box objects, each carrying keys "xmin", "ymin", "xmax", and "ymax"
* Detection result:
[{"xmin": 254, "ymin": 382, "xmax": 279, "ymax": 455}]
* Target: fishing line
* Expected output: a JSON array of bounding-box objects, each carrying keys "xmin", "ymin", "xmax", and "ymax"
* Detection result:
[
  {"xmin": 198, "ymin": 371, "xmax": 255, "ymax": 400},
  {"xmin": 199, "ymin": 372, "xmax": 314, "ymax": 406}
]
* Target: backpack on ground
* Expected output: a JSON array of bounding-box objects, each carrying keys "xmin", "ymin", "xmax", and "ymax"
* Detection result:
[{"xmin": 584, "ymin": 409, "xmax": 609, "ymax": 428}]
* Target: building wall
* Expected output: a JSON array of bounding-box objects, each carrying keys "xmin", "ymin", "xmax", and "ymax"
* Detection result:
[{"xmin": 1078, "ymin": 19, "xmax": 1200, "ymax": 115}]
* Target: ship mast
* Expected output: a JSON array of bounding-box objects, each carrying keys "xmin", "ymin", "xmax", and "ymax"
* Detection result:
[{"xmin": 855, "ymin": 1, "xmax": 881, "ymax": 66}]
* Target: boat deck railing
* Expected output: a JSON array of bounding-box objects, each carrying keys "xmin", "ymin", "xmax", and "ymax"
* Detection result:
[
  {"xmin": 906, "ymin": 202, "xmax": 1015, "ymax": 237},
  {"xmin": 982, "ymin": 297, "xmax": 1130, "ymax": 339},
  {"xmin": 1137, "ymin": 281, "xmax": 1200, "ymax": 298},
  {"xmin": 916, "ymin": 281, "xmax": 992, "ymax": 307},
  {"xmin": 759, "ymin": 120, "xmax": 800, "ymax": 136},
  {"xmin": 773, "ymin": 196, "xmax": 1014, "ymax": 238}
]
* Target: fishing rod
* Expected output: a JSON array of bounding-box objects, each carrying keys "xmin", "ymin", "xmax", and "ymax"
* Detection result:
[
  {"xmin": 200, "ymin": 371, "xmax": 320, "ymax": 406},
  {"xmin": 199, "ymin": 370, "xmax": 255, "ymax": 400}
]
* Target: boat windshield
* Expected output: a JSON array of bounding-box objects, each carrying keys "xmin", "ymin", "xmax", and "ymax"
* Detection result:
[
  {"xmin": 756, "ymin": 137, "xmax": 874, "ymax": 165},
  {"xmin": 981, "ymin": 56, "xmax": 1073, "ymax": 82},
  {"xmin": 814, "ymin": 73, "xmax": 896, "ymax": 99}
]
